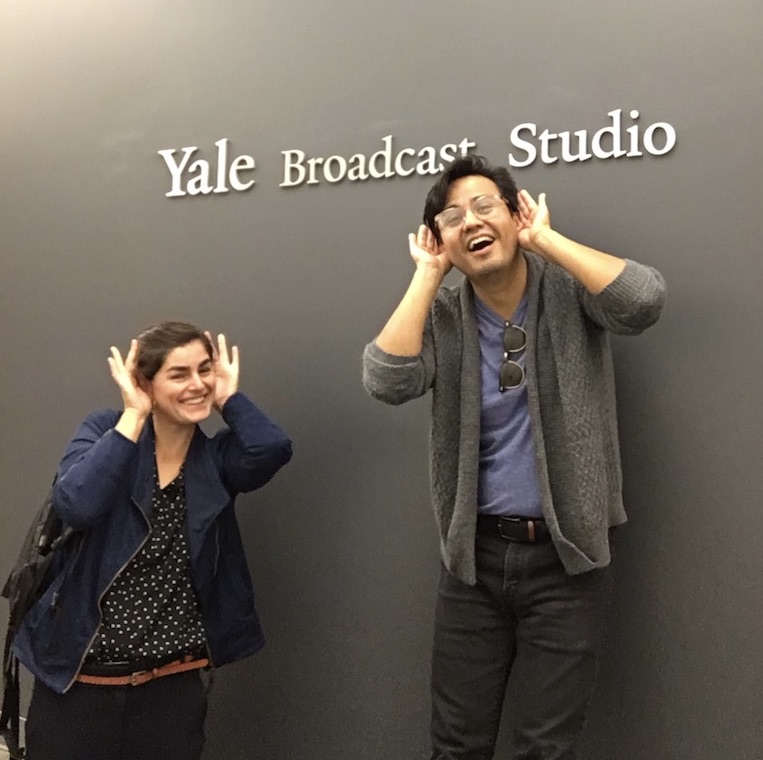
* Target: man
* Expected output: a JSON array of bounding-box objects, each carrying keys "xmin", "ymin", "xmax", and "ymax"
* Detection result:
[{"xmin": 362, "ymin": 155, "xmax": 666, "ymax": 760}]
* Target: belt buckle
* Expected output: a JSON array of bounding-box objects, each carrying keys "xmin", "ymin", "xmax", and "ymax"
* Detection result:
[
  {"xmin": 498, "ymin": 516, "xmax": 522, "ymax": 541},
  {"xmin": 130, "ymin": 669, "xmax": 149, "ymax": 687}
]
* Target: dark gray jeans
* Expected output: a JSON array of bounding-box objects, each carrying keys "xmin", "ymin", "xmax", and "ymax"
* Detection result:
[{"xmin": 431, "ymin": 529, "xmax": 614, "ymax": 760}]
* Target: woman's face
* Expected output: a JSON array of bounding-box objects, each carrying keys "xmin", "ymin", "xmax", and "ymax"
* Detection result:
[{"xmin": 147, "ymin": 340, "xmax": 215, "ymax": 426}]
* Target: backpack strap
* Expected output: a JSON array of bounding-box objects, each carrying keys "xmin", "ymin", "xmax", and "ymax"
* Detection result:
[{"xmin": 1, "ymin": 628, "xmax": 22, "ymax": 758}]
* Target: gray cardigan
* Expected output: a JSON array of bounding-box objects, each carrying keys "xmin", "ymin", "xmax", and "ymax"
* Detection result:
[{"xmin": 363, "ymin": 253, "xmax": 666, "ymax": 584}]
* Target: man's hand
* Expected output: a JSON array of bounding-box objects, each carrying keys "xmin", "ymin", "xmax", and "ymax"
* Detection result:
[
  {"xmin": 409, "ymin": 225, "xmax": 452, "ymax": 279},
  {"xmin": 373, "ymin": 227, "xmax": 449, "ymax": 356},
  {"xmin": 516, "ymin": 189, "xmax": 626, "ymax": 293},
  {"xmin": 207, "ymin": 332, "xmax": 239, "ymax": 411},
  {"xmin": 517, "ymin": 190, "xmax": 552, "ymax": 255}
]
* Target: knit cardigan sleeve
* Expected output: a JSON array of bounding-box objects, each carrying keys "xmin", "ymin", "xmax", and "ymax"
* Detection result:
[
  {"xmin": 362, "ymin": 320, "xmax": 436, "ymax": 405},
  {"xmin": 578, "ymin": 258, "xmax": 666, "ymax": 334}
]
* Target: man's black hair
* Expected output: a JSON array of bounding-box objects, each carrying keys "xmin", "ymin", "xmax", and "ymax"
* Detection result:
[{"xmin": 423, "ymin": 155, "xmax": 520, "ymax": 242}]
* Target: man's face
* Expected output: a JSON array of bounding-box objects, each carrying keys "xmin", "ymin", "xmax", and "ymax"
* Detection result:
[{"xmin": 437, "ymin": 175, "xmax": 521, "ymax": 281}]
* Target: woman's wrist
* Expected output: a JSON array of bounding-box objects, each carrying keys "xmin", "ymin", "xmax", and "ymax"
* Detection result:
[
  {"xmin": 116, "ymin": 407, "xmax": 149, "ymax": 442},
  {"xmin": 214, "ymin": 392, "xmax": 235, "ymax": 412}
]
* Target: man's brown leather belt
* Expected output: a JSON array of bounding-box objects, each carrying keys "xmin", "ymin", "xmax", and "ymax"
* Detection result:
[{"xmin": 76, "ymin": 655, "xmax": 209, "ymax": 687}]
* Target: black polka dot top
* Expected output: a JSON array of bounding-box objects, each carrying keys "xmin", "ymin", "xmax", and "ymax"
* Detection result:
[{"xmin": 85, "ymin": 466, "xmax": 207, "ymax": 667}]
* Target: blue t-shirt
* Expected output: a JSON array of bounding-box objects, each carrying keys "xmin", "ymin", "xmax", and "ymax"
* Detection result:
[{"xmin": 474, "ymin": 294, "xmax": 543, "ymax": 518}]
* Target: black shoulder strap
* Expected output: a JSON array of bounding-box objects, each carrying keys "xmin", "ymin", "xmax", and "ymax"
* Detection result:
[
  {"xmin": 0, "ymin": 478, "xmax": 63, "ymax": 760},
  {"xmin": 0, "ymin": 628, "xmax": 22, "ymax": 758}
]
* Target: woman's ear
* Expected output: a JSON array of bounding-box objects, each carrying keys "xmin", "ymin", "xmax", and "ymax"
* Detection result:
[{"xmin": 136, "ymin": 371, "xmax": 153, "ymax": 398}]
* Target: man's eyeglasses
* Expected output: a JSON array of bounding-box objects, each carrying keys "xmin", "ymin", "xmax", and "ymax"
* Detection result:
[
  {"xmin": 500, "ymin": 322, "xmax": 526, "ymax": 392},
  {"xmin": 434, "ymin": 194, "xmax": 507, "ymax": 231}
]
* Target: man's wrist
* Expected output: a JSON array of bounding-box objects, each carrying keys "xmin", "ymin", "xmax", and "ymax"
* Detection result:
[
  {"xmin": 413, "ymin": 263, "xmax": 446, "ymax": 290},
  {"xmin": 529, "ymin": 227, "xmax": 559, "ymax": 259}
]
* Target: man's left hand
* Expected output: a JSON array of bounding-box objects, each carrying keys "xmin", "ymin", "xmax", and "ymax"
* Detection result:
[{"xmin": 517, "ymin": 189, "xmax": 551, "ymax": 254}]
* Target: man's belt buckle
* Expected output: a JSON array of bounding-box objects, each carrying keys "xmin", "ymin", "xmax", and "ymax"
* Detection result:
[
  {"xmin": 498, "ymin": 516, "xmax": 538, "ymax": 542},
  {"xmin": 498, "ymin": 516, "xmax": 522, "ymax": 541}
]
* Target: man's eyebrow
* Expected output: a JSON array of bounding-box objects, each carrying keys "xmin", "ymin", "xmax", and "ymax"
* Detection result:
[{"xmin": 443, "ymin": 195, "xmax": 488, "ymax": 209}]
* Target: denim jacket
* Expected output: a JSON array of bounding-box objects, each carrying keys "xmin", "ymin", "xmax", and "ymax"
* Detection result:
[{"xmin": 13, "ymin": 392, "xmax": 292, "ymax": 693}]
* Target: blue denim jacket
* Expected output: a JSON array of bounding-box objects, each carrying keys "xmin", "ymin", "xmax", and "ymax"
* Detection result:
[{"xmin": 13, "ymin": 392, "xmax": 292, "ymax": 693}]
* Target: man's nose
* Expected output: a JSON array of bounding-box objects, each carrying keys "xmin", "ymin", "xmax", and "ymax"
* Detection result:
[{"xmin": 462, "ymin": 207, "xmax": 481, "ymax": 227}]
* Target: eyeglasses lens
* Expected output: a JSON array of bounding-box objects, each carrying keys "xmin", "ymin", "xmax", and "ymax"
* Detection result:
[
  {"xmin": 500, "ymin": 322, "xmax": 527, "ymax": 392},
  {"xmin": 503, "ymin": 324, "xmax": 526, "ymax": 353},
  {"xmin": 435, "ymin": 195, "xmax": 505, "ymax": 230},
  {"xmin": 500, "ymin": 361, "xmax": 524, "ymax": 390}
]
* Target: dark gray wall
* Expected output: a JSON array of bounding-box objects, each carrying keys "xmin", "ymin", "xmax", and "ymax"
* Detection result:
[{"xmin": 2, "ymin": 2, "xmax": 761, "ymax": 758}]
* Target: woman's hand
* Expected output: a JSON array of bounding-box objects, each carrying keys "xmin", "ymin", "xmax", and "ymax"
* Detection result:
[
  {"xmin": 207, "ymin": 332, "xmax": 239, "ymax": 411},
  {"xmin": 108, "ymin": 339, "xmax": 152, "ymax": 441},
  {"xmin": 108, "ymin": 340, "xmax": 152, "ymax": 418}
]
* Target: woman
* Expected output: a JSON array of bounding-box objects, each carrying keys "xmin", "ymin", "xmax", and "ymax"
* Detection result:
[{"xmin": 14, "ymin": 321, "xmax": 292, "ymax": 760}]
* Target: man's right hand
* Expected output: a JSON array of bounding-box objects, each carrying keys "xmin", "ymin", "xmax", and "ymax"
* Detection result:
[
  {"xmin": 373, "ymin": 227, "xmax": 450, "ymax": 357},
  {"xmin": 409, "ymin": 225, "xmax": 452, "ymax": 279}
]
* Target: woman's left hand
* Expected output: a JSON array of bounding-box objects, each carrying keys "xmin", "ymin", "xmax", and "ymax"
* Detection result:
[{"xmin": 207, "ymin": 332, "xmax": 239, "ymax": 410}]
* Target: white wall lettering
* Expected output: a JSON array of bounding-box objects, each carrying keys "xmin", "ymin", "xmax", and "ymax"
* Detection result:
[
  {"xmin": 157, "ymin": 138, "xmax": 256, "ymax": 198},
  {"xmin": 508, "ymin": 109, "xmax": 677, "ymax": 167},
  {"xmin": 279, "ymin": 135, "xmax": 477, "ymax": 188},
  {"xmin": 157, "ymin": 110, "xmax": 676, "ymax": 198},
  {"xmin": 642, "ymin": 122, "xmax": 677, "ymax": 156},
  {"xmin": 157, "ymin": 145, "xmax": 199, "ymax": 198}
]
